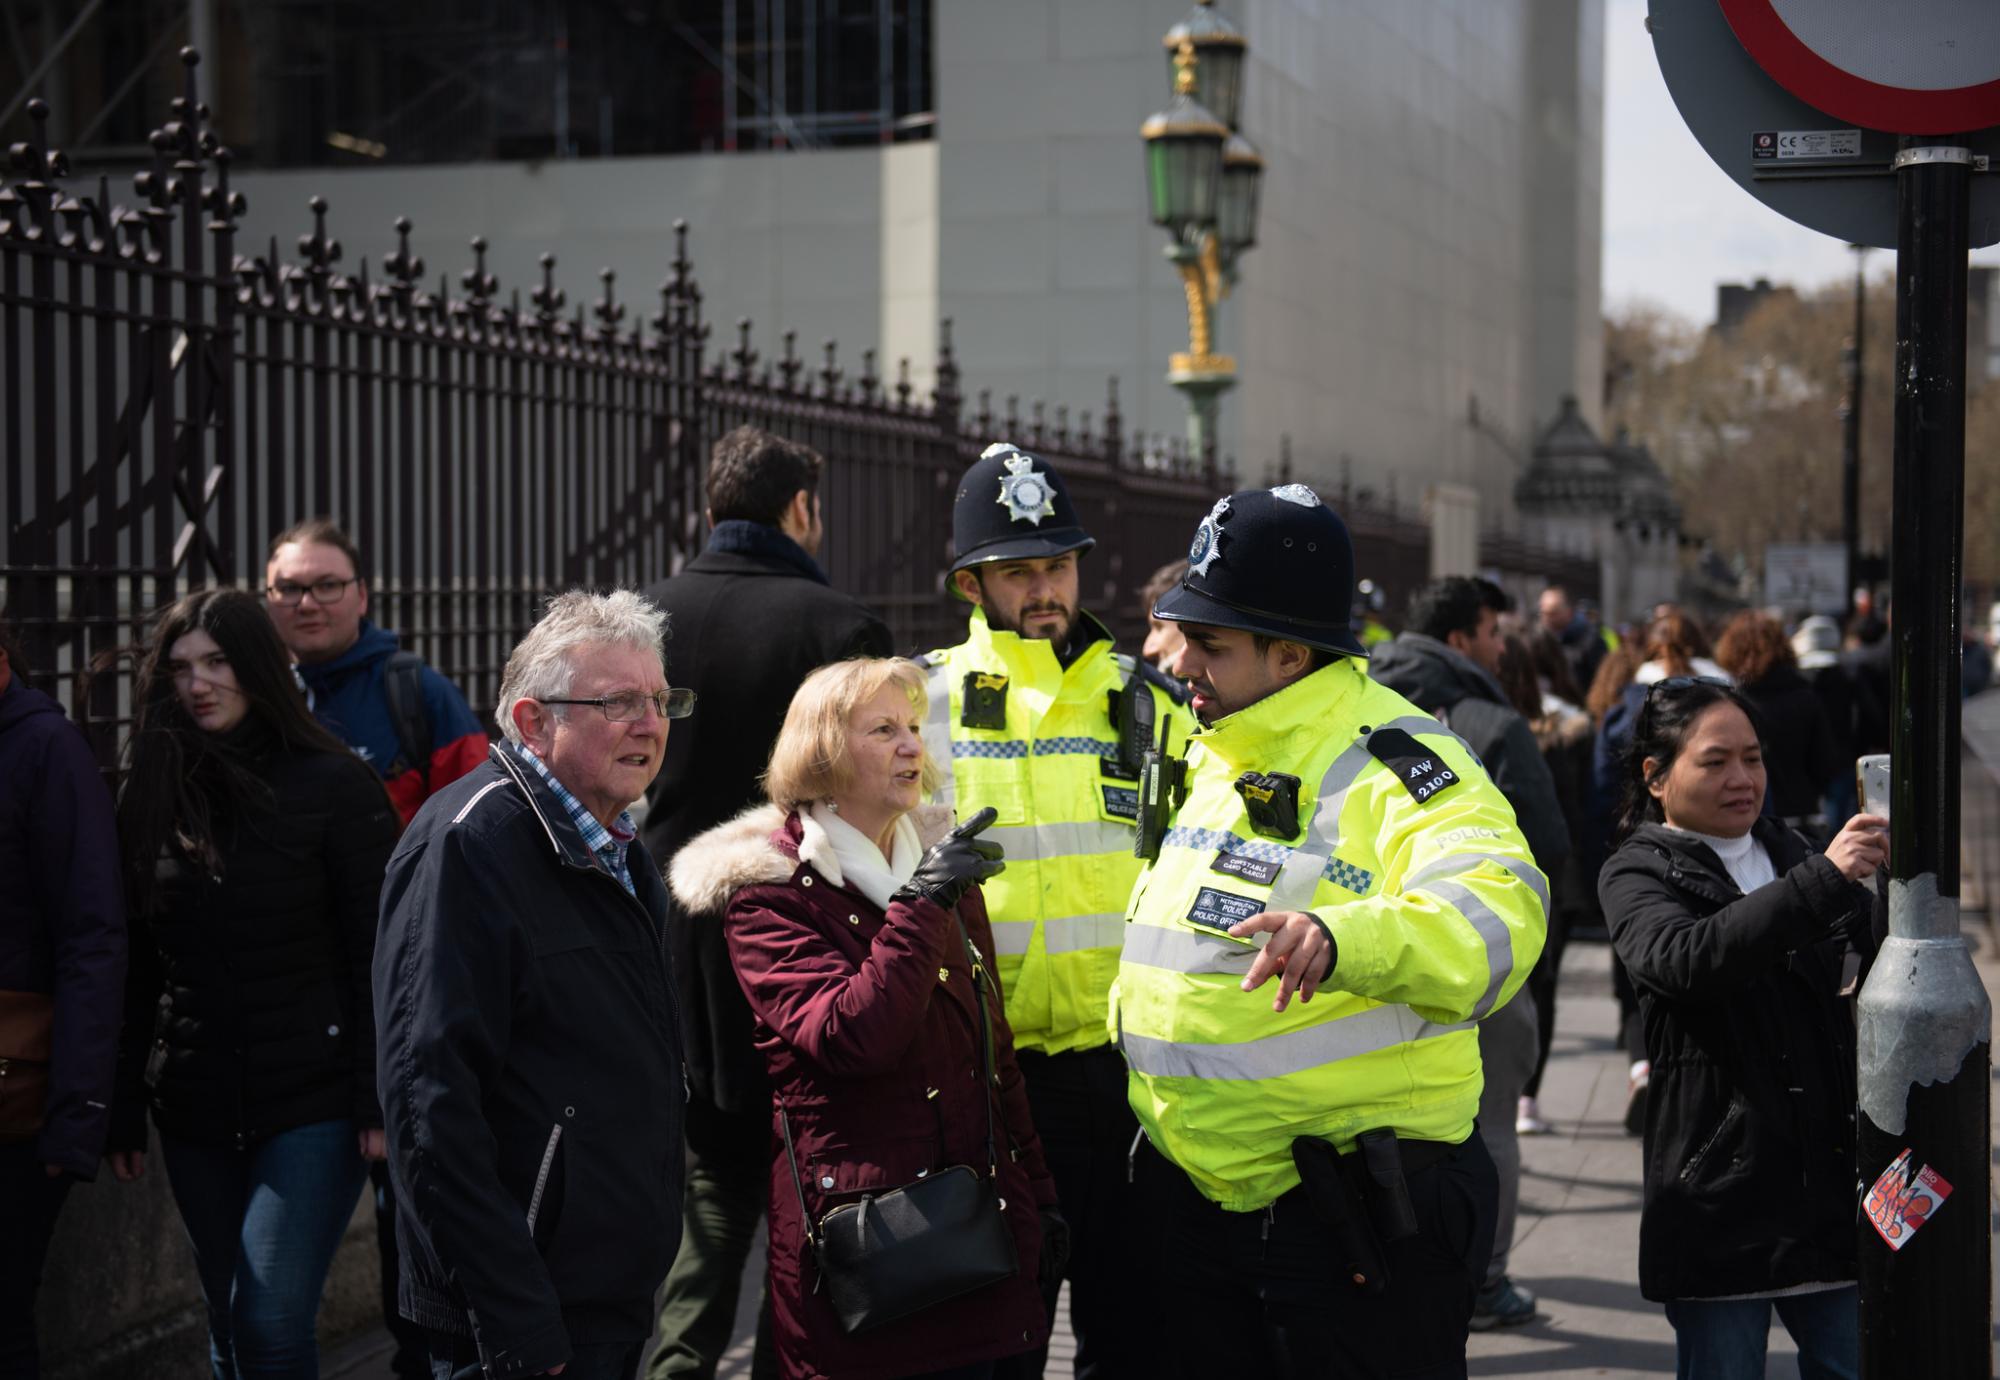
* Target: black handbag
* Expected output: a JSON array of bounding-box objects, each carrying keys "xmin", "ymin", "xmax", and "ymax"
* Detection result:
[{"xmin": 778, "ymin": 912, "xmax": 1020, "ymax": 1334}]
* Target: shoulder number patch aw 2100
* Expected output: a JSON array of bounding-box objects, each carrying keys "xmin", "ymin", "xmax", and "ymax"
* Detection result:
[{"xmin": 1366, "ymin": 727, "xmax": 1462, "ymax": 806}]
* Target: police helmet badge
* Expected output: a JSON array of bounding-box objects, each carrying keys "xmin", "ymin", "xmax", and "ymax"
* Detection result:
[
  {"xmin": 995, "ymin": 451, "xmax": 1056, "ymax": 526},
  {"xmin": 1187, "ymin": 495, "xmax": 1231, "ymax": 578},
  {"xmin": 1270, "ymin": 483, "xmax": 1321, "ymax": 508}
]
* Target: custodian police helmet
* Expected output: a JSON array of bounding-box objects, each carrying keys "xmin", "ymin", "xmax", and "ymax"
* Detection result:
[
  {"xmin": 1151, "ymin": 483, "xmax": 1366, "ymax": 657},
  {"xmin": 949, "ymin": 442, "xmax": 1096, "ymax": 576}
]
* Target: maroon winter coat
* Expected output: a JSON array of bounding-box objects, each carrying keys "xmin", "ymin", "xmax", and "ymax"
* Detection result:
[{"xmin": 671, "ymin": 803, "xmax": 1055, "ymax": 1380}]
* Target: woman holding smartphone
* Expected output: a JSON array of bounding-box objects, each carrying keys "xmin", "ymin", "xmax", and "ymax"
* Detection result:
[
  {"xmin": 106, "ymin": 588, "xmax": 399, "ymax": 1380},
  {"xmin": 1600, "ymin": 675, "xmax": 1884, "ymax": 1379}
]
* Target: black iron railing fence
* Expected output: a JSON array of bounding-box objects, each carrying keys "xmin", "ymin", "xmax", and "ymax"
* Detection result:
[
  {"xmin": 0, "ymin": 57, "xmax": 1228, "ymax": 764},
  {"xmin": 2, "ymin": 54, "xmax": 1596, "ymax": 767}
]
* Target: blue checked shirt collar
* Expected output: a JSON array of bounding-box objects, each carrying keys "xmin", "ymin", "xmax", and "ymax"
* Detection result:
[{"xmin": 507, "ymin": 741, "xmax": 638, "ymax": 896}]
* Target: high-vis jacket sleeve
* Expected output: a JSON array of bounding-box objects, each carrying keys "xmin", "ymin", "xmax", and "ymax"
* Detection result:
[{"xmin": 1313, "ymin": 728, "xmax": 1548, "ymax": 1027}]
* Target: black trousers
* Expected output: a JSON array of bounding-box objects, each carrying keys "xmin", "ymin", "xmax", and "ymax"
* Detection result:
[
  {"xmin": 993, "ymin": 1044, "xmax": 1157, "ymax": 1380},
  {"xmin": 0, "ymin": 1141, "xmax": 74, "ymax": 1380},
  {"xmin": 1134, "ymin": 1131, "xmax": 1498, "ymax": 1380}
]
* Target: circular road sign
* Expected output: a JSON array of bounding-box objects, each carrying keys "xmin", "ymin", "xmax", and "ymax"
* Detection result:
[
  {"xmin": 1717, "ymin": 0, "xmax": 2000, "ymax": 135},
  {"xmin": 1652, "ymin": 0, "xmax": 2000, "ymax": 247}
]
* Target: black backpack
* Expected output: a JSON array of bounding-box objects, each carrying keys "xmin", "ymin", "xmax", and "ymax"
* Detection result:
[{"xmin": 381, "ymin": 650, "xmax": 433, "ymax": 790}]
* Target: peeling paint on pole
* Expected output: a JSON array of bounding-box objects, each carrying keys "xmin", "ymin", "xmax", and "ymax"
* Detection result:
[{"xmin": 1856, "ymin": 875, "xmax": 1992, "ymax": 1138}]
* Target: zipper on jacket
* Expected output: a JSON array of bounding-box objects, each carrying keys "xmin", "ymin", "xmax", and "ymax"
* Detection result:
[
  {"xmin": 526, "ymin": 1124, "xmax": 563, "ymax": 1231},
  {"xmin": 1679, "ymin": 1097, "xmax": 1742, "ymax": 1185}
]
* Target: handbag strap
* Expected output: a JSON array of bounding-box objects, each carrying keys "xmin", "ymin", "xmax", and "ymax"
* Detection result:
[
  {"xmin": 773, "ymin": 899, "xmax": 1008, "ymax": 1236},
  {"xmin": 950, "ymin": 909, "xmax": 1001, "ymax": 1181}
]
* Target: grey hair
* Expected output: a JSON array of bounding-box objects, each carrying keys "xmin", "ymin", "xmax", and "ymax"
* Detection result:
[{"xmin": 496, "ymin": 588, "xmax": 670, "ymax": 744}]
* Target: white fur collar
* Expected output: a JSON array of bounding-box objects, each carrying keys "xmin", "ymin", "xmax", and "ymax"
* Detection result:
[{"xmin": 668, "ymin": 801, "xmax": 956, "ymax": 917}]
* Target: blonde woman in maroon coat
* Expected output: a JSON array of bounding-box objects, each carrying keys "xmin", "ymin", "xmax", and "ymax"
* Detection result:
[{"xmin": 670, "ymin": 658, "xmax": 1062, "ymax": 1380}]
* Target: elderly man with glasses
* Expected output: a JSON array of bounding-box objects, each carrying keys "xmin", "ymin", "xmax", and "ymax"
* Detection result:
[{"xmin": 376, "ymin": 589, "xmax": 691, "ymax": 1380}]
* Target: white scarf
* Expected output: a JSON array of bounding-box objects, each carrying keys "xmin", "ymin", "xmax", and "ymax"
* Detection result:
[{"xmin": 802, "ymin": 803, "xmax": 921, "ymax": 911}]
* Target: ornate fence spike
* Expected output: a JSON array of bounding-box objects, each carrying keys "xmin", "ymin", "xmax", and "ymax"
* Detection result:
[
  {"xmin": 1079, "ymin": 409, "xmax": 1093, "ymax": 448},
  {"xmin": 594, "ymin": 268, "xmax": 625, "ymax": 332},
  {"xmin": 975, "ymin": 389, "xmax": 994, "ymax": 437},
  {"xmin": 731, "ymin": 318, "xmax": 759, "ymax": 382},
  {"xmin": 778, "ymin": 330, "xmax": 802, "ymax": 393},
  {"xmin": 818, "ymin": 339, "xmax": 842, "ymax": 399},
  {"xmin": 669, "ymin": 218, "xmax": 694, "ymax": 295},
  {"xmin": 298, "ymin": 195, "xmax": 342, "ymax": 280},
  {"xmin": 531, "ymin": 252, "xmax": 566, "ymax": 325},
  {"xmin": 934, "ymin": 316, "xmax": 962, "ymax": 430},
  {"xmin": 1102, "ymin": 377, "xmax": 1124, "ymax": 466},
  {"xmin": 859, "ymin": 349, "xmax": 880, "ymax": 405},
  {"xmin": 1054, "ymin": 405, "xmax": 1069, "ymax": 448},
  {"xmin": 385, "ymin": 217, "xmax": 424, "ymax": 299},
  {"xmin": 5, "ymin": 98, "xmax": 71, "ymax": 239},
  {"xmin": 1005, "ymin": 395, "xmax": 1021, "ymax": 438},
  {"xmin": 896, "ymin": 357, "xmax": 913, "ymax": 410},
  {"xmin": 1278, "ymin": 433, "xmax": 1293, "ymax": 483}
]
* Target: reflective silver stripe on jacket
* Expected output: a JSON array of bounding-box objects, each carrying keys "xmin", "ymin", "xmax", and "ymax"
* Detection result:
[
  {"xmin": 1403, "ymin": 852, "xmax": 1548, "ymax": 1020},
  {"xmin": 988, "ymin": 912, "xmax": 1129, "ymax": 957},
  {"xmin": 1120, "ymin": 922, "xmax": 1259, "ymax": 976},
  {"xmin": 1264, "ymin": 715, "xmax": 1478, "ymax": 913},
  {"xmin": 921, "ymin": 665, "xmax": 956, "ymax": 809},
  {"xmin": 987, "ymin": 819, "xmax": 1135, "ymax": 862},
  {"xmin": 1119, "ymin": 1003, "xmax": 1472, "ymax": 1081}
]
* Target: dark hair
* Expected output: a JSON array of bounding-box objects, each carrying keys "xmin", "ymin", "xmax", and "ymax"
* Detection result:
[
  {"xmin": 1714, "ymin": 610, "xmax": 1797, "ymax": 687},
  {"xmin": 1642, "ymin": 608, "xmax": 1712, "ymax": 675},
  {"xmin": 1140, "ymin": 559, "xmax": 1188, "ymax": 616},
  {"xmin": 1404, "ymin": 577, "xmax": 1488, "ymax": 643},
  {"xmin": 266, "ymin": 517, "xmax": 364, "ymax": 579},
  {"xmin": 1493, "ymin": 633, "xmax": 1543, "ymax": 721},
  {"xmin": 1250, "ymin": 633, "xmax": 1335, "ymax": 674},
  {"xmin": 1525, "ymin": 628, "xmax": 1583, "ymax": 707},
  {"xmin": 705, "ymin": 426, "xmax": 823, "ymax": 527},
  {"xmin": 113, "ymin": 588, "xmax": 362, "ymax": 909},
  {"xmin": 1615, "ymin": 678, "xmax": 1764, "ymax": 841},
  {"xmin": 1584, "ymin": 640, "xmax": 1646, "ymax": 722},
  {"xmin": 1474, "ymin": 577, "xmax": 1512, "ymax": 616}
]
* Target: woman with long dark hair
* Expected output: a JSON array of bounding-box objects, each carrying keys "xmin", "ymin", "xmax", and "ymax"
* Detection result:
[
  {"xmin": 104, "ymin": 588, "xmax": 399, "ymax": 1380},
  {"xmin": 1599, "ymin": 677, "xmax": 1883, "ymax": 1378}
]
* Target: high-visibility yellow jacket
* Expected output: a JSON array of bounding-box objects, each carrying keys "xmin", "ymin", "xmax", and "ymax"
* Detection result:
[
  {"xmin": 1112, "ymin": 657, "xmax": 1547, "ymax": 1210},
  {"xmin": 920, "ymin": 609, "xmax": 1192, "ymax": 1054}
]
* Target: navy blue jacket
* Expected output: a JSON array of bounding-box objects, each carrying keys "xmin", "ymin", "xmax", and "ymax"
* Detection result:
[
  {"xmin": 376, "ymin": 746, "xmax": 685, "ymax": 1380},
  {"xmin": 0, "ymin": 676, "xmax": 126, "ymax": 1178}
]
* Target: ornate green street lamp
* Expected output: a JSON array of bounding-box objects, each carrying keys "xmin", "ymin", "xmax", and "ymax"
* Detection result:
[{"xmin": 1143, "ymin": 0, "xmax": 1261, "ymax": 470}]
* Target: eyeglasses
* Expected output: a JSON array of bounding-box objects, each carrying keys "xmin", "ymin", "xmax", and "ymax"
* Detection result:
[
  {"xmin": 266, "ymin": 577, "xmax": 359, "ymax": 606},
  {"xmin": 539, "ymin": 688, "xmax": 697, "ymax": 722}
]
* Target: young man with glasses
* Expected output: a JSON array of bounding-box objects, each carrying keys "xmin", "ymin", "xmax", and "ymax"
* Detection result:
[
  {"xmin": 264, "ymin": 519, "xmax": 489, "ymax": 830},
  {"xmin": 263, "ymin": 518, "xmax": 490, "ymax": 1380}
]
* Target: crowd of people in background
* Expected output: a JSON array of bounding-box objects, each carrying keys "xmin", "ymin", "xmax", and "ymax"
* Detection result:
[{"xmin": 1, "ymin": 421, "xmax": 1976, "ymax": 1380}]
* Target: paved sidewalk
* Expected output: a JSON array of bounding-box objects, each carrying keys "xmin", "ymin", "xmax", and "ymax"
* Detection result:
[{"xmin": 338, "ymin": 927, "xmax": 2000, "ymax": 1380}]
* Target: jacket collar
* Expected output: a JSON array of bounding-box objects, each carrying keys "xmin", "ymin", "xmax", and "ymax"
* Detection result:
[
  {"xmin": 488, "ymin": 741, "xmax": 607, "ymax": 875},
  {"xmin": 1626, "ymin": 816, "xmax": 1803, "ymax": 896},
  {"xmin": 1193, "ymin": 657, "xmax": 1369, "ymax": 771},
  {"xmin": 703, "ymin": 519, "xmax": 829, "ymax": 585},
  {"xmin": 960, "ymin": 607, "xmax": 1116, "ymax": 698}
]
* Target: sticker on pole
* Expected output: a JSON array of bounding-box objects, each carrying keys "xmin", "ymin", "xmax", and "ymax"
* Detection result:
[{"xmin": 1863, "ymin": 1148, "xmax": 1954, "ymax": 1250}]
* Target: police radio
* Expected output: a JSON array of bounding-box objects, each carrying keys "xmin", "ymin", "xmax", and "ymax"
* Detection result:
[{"xmin": 1134, "ymin": 713, "xmax": 1187, "ymax": 863}]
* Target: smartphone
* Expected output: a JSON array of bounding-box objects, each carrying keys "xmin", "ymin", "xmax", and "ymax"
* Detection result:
[{"xmin": 1856, "ymin": 754, "xmax": 1891, "ymax": 821}]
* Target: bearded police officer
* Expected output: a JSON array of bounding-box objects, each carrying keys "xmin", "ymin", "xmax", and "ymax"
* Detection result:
[
  {"xmin": 917, "ymin": 442, "xmax": 1191, "ymax": 1378},
  {"xmin": 1113, "ymin": 485, "xmax": 1547, "ymax": 1378}
]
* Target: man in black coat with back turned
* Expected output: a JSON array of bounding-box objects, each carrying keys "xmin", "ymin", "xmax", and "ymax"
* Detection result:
[{"xmin": 641, "ymin": 426, "xmax": 892, "ymax": 1380}]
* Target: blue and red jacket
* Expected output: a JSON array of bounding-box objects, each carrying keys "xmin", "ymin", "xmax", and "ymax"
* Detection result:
[{"xmin": 298, "ymin": 622, "xmax": 489, "ymax": 827}]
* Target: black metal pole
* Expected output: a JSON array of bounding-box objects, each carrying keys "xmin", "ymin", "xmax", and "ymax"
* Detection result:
[
  {"xmin": 1855, "ymin": 139, "xmax": 1991, "ymax": 1379},
  {"xmin": 1841, "ymin": 246, "xmax": 1865, "ymax": 617}
]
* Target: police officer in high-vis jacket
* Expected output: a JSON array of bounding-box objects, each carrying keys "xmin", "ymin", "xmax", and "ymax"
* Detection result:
[
  {"xmin": 917, "ymin": 442, "xmax": 1190, "ymax": 1378},
  {"xmin": 1114, "ymin": 485, "xmax": 1547, "ymax": 1378}
]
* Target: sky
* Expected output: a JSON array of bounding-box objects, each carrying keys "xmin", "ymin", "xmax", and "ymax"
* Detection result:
[{"xmin": 1601, "ymin": 0, "xmax": 2000, "ymax": 327}]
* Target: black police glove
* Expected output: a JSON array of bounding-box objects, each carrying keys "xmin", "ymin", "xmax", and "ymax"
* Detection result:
[
  {"xmin": 1038, "ymin": 1205, "xmax": 1072, "ymax": 1286},
  {"xmin": 892, "ymin": 806, "xmax": 1004, "ymax": 910}
]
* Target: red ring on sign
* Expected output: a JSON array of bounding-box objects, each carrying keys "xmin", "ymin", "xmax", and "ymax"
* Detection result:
[{"xmin": 1718, "ymin": 0, "xmax": 2000, "ymax": 135}]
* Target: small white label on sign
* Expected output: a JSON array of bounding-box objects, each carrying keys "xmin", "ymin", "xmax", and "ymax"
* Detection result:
[{"xmin": 1752, "ymin": 129, "xmax": 1862, "ymax": 161}]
